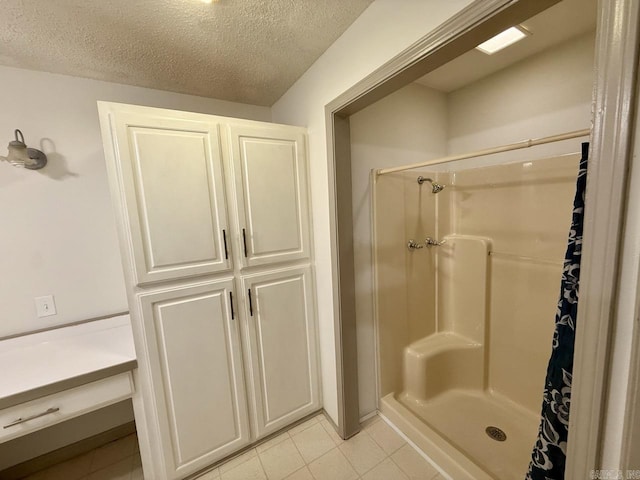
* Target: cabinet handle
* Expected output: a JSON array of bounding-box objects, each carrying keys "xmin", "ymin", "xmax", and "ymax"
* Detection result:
[
  {"xmin": 242, "ymin": 228, "xmax": 248, "ymax": 258},
  {"xmin": 222, "ymin": 229, "xmax": 229, "ymax": 260},
  {"xmin": 248, "ymin": 289, "xmax": 253, "ymax": 316},
  {"xmin": 3, "ymin": 407, "xmax": 60, "ymax": 429},
  {"xmin": 229, "ymin": 291, "xmax": 235, "ymax": 320}
]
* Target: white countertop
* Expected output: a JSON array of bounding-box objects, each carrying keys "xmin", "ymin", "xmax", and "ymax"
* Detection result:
[{"xmin": 0, "ymin": 314, "xmax": 137, "ymax": 408}]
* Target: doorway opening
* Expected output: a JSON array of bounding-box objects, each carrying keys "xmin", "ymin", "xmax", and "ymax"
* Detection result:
[{"xmin": 326, "ymin": 0, "xmax": 639, "ymax": 478}]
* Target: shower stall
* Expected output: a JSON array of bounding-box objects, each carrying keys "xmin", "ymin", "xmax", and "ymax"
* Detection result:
[{"xmin": 372, "ymin": 151, "xmax": 581, "ymax": 479}]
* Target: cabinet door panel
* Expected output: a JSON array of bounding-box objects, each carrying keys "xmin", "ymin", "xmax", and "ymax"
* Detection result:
[
  {"xmin": 110, "ymin": 112, "xmax": 231, "ymax": 284},
  {"xmin": 138, "ymin": 280, "xmax": 249, "ymax": 478},
  {"xmin": 229, "ymin": 125, "xmax": 310, "ymax": 267},
  {"xmin": 242, "ymin": 267, "xmax": 319, "ymax": 438}
]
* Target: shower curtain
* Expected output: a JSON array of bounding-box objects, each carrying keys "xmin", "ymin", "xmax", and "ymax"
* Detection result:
[{"xmin": 526, "ymin": 142, "xmax": 588, "ymax": 480}]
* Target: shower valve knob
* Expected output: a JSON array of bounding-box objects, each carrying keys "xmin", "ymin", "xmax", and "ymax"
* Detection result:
[
  {"xmin": 425, "ymin": 237, "xmax": 446, "ymax": 247},
  {"xmin": 407, "ymin": 240, "xmax": 424, "ymax": 251}
]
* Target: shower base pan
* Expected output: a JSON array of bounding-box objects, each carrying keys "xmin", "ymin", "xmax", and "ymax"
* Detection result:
[{"xmin": 380, "ymin": 389, "xmax": 539, "ymax": 480}]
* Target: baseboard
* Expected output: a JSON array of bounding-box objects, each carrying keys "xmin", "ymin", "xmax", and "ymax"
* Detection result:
[
  {"xmin": 359, "ymin": 410, "xmax": 378, "ymax": 424},
  {"xmin": 0, "ymin": 421, "xmax": 136, "ymax": 480}
]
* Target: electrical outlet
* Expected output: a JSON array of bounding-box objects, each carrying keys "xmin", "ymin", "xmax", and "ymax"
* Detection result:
[{"xmin": 35, "ymin": 295, "xmax": 57, "ymax": 318}]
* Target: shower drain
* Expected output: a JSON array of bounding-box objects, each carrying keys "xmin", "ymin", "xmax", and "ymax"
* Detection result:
[{"xmin": 485, "ymin": 426, "xmax": 507, "ymax": 442}]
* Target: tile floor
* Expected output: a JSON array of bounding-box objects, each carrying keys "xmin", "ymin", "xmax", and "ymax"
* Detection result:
[{"xmin": 24, "ymin": 414, "xmax": 446, "ymax": 480}]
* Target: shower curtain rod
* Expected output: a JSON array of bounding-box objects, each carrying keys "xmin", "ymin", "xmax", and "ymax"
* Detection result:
[{"xmin": 375, "ymin": 128, "xmax": 590, "ymax": 176}]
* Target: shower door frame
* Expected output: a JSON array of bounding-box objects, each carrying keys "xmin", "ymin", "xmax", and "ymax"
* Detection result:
[{"xmin": 324, "ymin": 0, "xmax": 640, "ymax": 477}]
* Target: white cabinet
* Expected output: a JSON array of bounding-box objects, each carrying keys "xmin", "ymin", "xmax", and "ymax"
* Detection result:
[
  {"xmin": 104, "ymin": 108, "xmax": 231, "ymax": 285},
  {"xmin": 228, "ymin": 124, "xmax": 310, "ymax": 267},
  {"xmin": 241, "ymin": 266, "xmax": 320, "ymax": 438},
  {"xmin": 137, "ymin": 280, "xmax": 250, "ymax": 477},
  {"xmin": 99, "ymin": 102, "xmax": 319, "ymax": 480}
]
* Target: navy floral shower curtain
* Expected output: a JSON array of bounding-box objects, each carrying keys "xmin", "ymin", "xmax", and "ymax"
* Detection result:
[{"xmin": 526, "ymin": 142, "xmax": 588, "ymax": 480}]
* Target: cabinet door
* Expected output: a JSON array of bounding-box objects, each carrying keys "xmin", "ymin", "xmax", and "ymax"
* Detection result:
[
  {"xmin": 104, "ymin": 108, "xmax": 231, "ymax": 285},
  {"xmin": 228, "ymin": 124, "xmax": 310, "ymax": 268},
  {"xmin": 138, "ymin": 279, "xmax": 249, "ymax": 479},
  {"xmin": 242, "ymin": 267, "xmax": 320, "ymax": 438}
]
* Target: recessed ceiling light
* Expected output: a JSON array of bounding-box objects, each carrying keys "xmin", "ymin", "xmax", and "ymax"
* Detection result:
[{"xmin": 475, "ymin": 26, "xmax": 530, "ymax": 55}]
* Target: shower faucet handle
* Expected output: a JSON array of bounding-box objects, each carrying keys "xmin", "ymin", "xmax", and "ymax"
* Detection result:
[
  {"xmin": 407, "ymin": 240, "xmax": 424, "ymax": 251},
  {"xmin": 425, "ymin": 237, "xmax": 446, "ymax": 247}
]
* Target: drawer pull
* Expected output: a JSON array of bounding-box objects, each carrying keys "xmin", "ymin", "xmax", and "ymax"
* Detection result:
[{"xmin": 3, "ymin": 407, "xmax": 60, "ymax": 429}]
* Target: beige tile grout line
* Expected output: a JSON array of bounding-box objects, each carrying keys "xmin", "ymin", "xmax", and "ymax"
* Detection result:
[
  {"xmin": 213, "ymin": 412, "xmax": 435, "ymax": 480},
  {"xmin": 254, "ymin": 446, "xmax": 269, "ymax": 479},
  {"xmin": 338, "ymin": 432, "xmax": 381, "ymax": 478},
  {"xmin": 286, "ymin": 434, "xmax": 310, "ymax": 479},
  {"xmin": 225, "ymin": 414, "xmax": 321, "ymax": 479},
  {"xmin": 219, "ymin": 414, "xmax": 321, "ymax": 476},
  {"xmin": 344, "ymin": 417, "xmax": 402, "ymax": 480},
  {"xmin": 377, "ymin": 412, "xmax": 449, "ymax": 480},
  {"xmin": 288, "ymin": 414, "xmax": 342, "ymax": 480},
  {"xmin": 312, "ymin": 414, "xmax": 356, "ymax": 478},
  {"xmin": 292, "ymin": 412, "xmax": 393, "ymax": 480},
  {"xmin": 387, "ymin": 452, "xmax": 423, "ymax": 480},
  {"xmin": 363, "ymin": 413, "xmax": 449, "ymax": 480},
  {"xmin": 287, "ymin": 415, "xmax": 318, "ymax": 479},
  {"xmin": 251, "ymin": 420, "xmax": 311, "ymax": 480}
]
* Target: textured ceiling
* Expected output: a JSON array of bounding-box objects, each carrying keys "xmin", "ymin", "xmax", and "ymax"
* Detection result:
[{"xmin": 0, "ymin": 0, "xmax": 374, "ymax": 106}]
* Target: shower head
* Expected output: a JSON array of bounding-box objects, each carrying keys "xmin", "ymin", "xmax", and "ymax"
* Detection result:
[
  {"xmin": 417, "ymin": 176, "xmax": 446, "ymax": 193},
  {"xmin": 431, "ymin": 182, "xmax": 445, "ymax": 193}
]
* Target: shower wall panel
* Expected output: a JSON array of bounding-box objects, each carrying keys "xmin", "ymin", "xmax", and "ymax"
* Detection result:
[
  {"xmin": 374, "ymin": 171, "xmax": 437, "ymax": 397},
  {"xmin": 351, "ymin": 83, "xmax": 448, "ymax": 416},
  {"xmin": 404, "ymin": 170, "xmax": 438, "ymax": 343},
  {"xmin": 450, "ymin": 154, "xmax": 580, "ymax": 411},
  {"xmin": 374, "ymin": 172, "xmax": 410, "ymax": 398}
]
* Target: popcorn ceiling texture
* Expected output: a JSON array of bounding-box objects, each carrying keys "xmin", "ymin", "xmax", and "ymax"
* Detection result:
[{"xmin": 0, "ymin": 0, "xmax": 374, "ymax": 106}]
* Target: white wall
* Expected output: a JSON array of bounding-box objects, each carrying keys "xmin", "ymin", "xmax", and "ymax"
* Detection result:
[
  {"xmin": 272, "ymin": 0, "xmax": 473, "ymax": 424},
  {"xmin": 446, "ymin": 31, "xmax": 595, "ymax": 166},
  {"xmin": 350, "ymin": 83, "xmax": 447, "ymax": 416},
  {"xmin": 0, "ymin": 65, "xmax": 270, "ymax": 338}
]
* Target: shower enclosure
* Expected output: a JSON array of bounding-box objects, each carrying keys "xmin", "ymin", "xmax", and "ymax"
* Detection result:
[{"xmin": 372, "ymin": 152, "xmax": 580, "ymax": 479}]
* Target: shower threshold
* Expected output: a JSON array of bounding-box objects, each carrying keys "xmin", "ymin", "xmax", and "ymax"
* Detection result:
[{"xmin": 380, "ymin": 389, "xmax": 539, "ymax": 480}]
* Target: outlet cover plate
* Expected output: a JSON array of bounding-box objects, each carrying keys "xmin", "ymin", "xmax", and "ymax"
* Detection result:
[{"xmin": 35, "ymin": 295, "xmax": 57, "ymax": 317}]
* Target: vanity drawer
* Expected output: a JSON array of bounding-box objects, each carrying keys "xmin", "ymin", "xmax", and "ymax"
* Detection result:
[{"xmin": 0, "ymin": 372, "xmax": 133, "ymax": 443}]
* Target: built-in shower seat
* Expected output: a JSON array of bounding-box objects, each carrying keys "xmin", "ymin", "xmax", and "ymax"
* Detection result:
[
  {"xmin": 401, "ymin": 235, "xmax": 490, "ymax": 404},
  {"xmin": 402, "ymin": 332, "xmax": 483, "ymax": 402}
]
